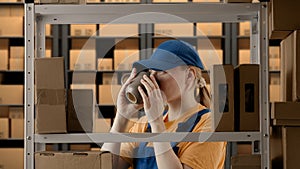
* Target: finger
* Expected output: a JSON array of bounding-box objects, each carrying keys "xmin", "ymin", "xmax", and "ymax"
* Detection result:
[
  {"xmin": 143, "ymin": 75, "xmax": 156, "ymax": 89},
  {"xmin": 138, "ymin": 86, "xmax": 150, "ymax": 107},
  {"xmin": 140, "ymin": 78, "xmax": 153, "ymax": 95},
  {"xmin": 150, "ymin": 74, "xmax": 160, "ymax": 89},
  {"xmin": 120, "ymin": 68, "xmax": 137, "ymax": 92}
]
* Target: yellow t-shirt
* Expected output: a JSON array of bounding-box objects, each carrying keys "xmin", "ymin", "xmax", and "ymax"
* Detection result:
[{"xmin": 120, "ymin": 104, "xmax": 227, "ymax": 169}]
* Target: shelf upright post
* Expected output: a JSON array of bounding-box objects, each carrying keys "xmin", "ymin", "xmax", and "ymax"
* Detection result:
[
  {"xmin": 259, "ymin": 2, "xmax": 270, "ymax": 169},
  {"xmin": 24, "ymin": 0, "xmax": 35, "ymax": 169}
]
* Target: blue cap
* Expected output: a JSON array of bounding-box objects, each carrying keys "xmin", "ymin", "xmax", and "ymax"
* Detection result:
[{"xmin": 133, "ymin": 40, "xmax": 204, "ymax": 71}]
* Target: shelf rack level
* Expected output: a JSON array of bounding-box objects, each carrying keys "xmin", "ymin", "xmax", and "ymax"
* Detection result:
[{"xmin": 25, "ymin": 2, "xmax": 270, "ymax": 169}]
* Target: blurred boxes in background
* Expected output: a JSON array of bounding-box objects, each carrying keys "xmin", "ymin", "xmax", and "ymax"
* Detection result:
[
  {"xmin": 0, "ymin": 49, "xmax": 8, "ymax": 70},
  {"xmin": 0, "ymin": 85, "xmax": 23, "ymax": 105},
  {"xmin": 67, "ymin": 89, "xmax": 94, "ymax": 133},
  {"xmin": 193, "ymin": 0, "xmax": 220, "ymax": 3},
  {"xmin": 104, "ymin": 0, "xmax": 139, "ymax": 3},
  {"xmin": 98, "ymin": 85, "xmax": 121, "ymax": 105},
  {"xmin": 0, "ymin": 118, "xmax": 9, "ymax": 138},
  {"xmin": 154, "ymin": 23, "xmax": 193, "ymax": 37},
  {"xmin": 196, "ymin": 23, "xmax": 222, "ymax": 36},
  {"xmin": 0, "ymin": 17, "xmax": 23, "ymax": 37},
  {"xmin": 239, "ymin": 22, "xmax": 250, "ymax": 36},
  {"xmin": 231, "ymin": 154, "xmax": 260, "ymax": 169},
  {"xmin": 10, "ymin": 46, "xmax": 24, "ymax": 58},
  {"xmin": 35, "ymin": 58, "xmax": 66, "ymax": 134},
  {"xmin": 0, "ymin": 106, "xmax": 9, "ymax": 117},
  {"xmin": 152, "ymin": 0, "xmax": 187, "ymax": 3},
  {"xmin": 225, "ymin": 0, "xmax": 252, "ymax": 2},
  {"xmin": 114, "ymin": 49, "xmax": 139, "ymax": 70},
  {"xmin": 270, "ymin": 74, "xmax": 280, "ymax": 102},
  {"xmin": 282, "ymin": 127, "xmax": 300, "ymax": 169},
  {"xmin": 35, "ymin": 151, "xmax": 112, "ymax": 169},
  {"xmin": 9, "ymin": 107, "xmax": 23, "ymax": 119},
  {"xmin": 234, "ymin": 64, "xmax": 259, "ymax": 131},
  {"xmin": 98, "ymin": 58, "xmax": 113, "ymax": 71},
  {"xmin": 9, "ymin": 58, "xmax": 24, "ymax": 70},
  {"xmin": 211, "ymin": 64, "xmax": 234, "ymax": 131},
  {"xmin": 69, "ymin": 144, "xmax": 91, "ymax": 151},
  {"xmin": 271, "ymin": 102, "xmax": 300, "ymax": 126},
  {"xmin": 99, "ymin": 24, "xmax": 138, "ymax": 37},
  {"xmin": 45, "ymin": 24, "xmax": 51, "ymax": 36},
  {"xmin": 269, "ymin": 0, "xmax": 300, "ymax": 39},
  {"xmin": 198, "ymin": 49, "xmax": 223, "ymax": 68},
  {"xmin": 0, "ymin": 148, "xmax": 24, "ymax": 169},
  {"xmin": 11, "ymin": 119, "xmax": 24, "ymax": 138},
  {"xmin": 70, "ymin": 84, "xmax": 96, "ymax": 98},
  {"xmin": 102, "ymin": 73, "xmax": 118, "ymax": 85},
  {"xmin": 70, "ymin": 24, "xmax": 96, "ymax": 36},
  {"xmin": 94, "ymin": 118, "xmax": 111, "ymax": 133},
  {"xmin": 70, "ymin": 49, "xmax": 96, "ymax": 70},
  {"xmin": 239, "ymin": 49, "xmax": 250, "ymax": 64},
  {"xmin": 237, "ymin": 143, "xmax": 252, "ymax": 155}
]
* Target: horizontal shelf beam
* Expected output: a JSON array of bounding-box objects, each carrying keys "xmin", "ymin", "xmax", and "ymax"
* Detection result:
[
  {"xmin": 35, "ymin": 3, "xmax": 259, "ymax": 24},
  {"xmin": 35, "ymin": 132, "xmax": 260, "ymax": 143}
]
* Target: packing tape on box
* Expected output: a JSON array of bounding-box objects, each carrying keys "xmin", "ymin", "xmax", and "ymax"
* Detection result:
[{"xmin": 36, "ymin": 89, "xmax": 65, "ymax": 105}]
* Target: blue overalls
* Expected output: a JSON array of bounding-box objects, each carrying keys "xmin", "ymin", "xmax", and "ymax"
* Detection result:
[{"xmin": 133, "ymin": 109, "xmax": 210, "ymax": 169}]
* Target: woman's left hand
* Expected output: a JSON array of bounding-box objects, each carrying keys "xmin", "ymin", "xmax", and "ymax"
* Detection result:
[{"xmin": 138, "ymin": 72, "xmax": 165, "ymax": 129}]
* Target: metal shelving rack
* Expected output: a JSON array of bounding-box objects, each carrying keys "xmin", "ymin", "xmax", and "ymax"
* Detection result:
[{"xmin": 24, "ymin": 2, "xmax": 270, "ymax": 169}]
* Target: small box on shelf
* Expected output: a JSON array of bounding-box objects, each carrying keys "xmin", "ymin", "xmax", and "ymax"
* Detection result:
[
  {"xmin": 0, "ymin": 85, "xmax": 23, "ymax": 105},
  {"xmin": 114, "ymin": 49, "xmax": 139, "ymax": 71},
  {"xmin": 154, "ymin": 23, "xmax": 194, "ymax": 37},
  {"xmin": 11, "ymin": 118, "xmax": 24, "ymax": 139},
  {"xmin": 0, "ymin": 17, "xmax": 23, "ymax": 37},
  {"xmin": 102, "ymin": 73, "xmax": 118, "ymax": 85},
  {"xmin": 239, "ymin": 22, "xmax": 250, "ymax": 36},
  {"xmin": 10, "ymin": 46, "xmax": 24, "ymax": 59},
  {"xmin": 152, "ymin": 0, "xmax": 187, "ymax": 3},
  {"xmin": 0, "ymin": 118, "xmax": 9, "ymax": 139},
  {"xmin": 197, "ymin": 49, "xmax": 223, "ymax": 67},
  {"xmin": 9, "ymin": 58, "xmax": 24, "ymax": 71},
  {"xmin": 196, "ymin": 23, "xmax": 222, "ymax": 36},
  {"xmin": 98, "ymin": 58, "xmax": 113, "ymax": 71},
  {"xmin": 98, "ymin": 85, "xmax": 121, "ymax": 105},
  {"xmin": 99, "ymin": 24, "xmax": 138, "ymax": 37},
  {"xmin": 0, "ymin": 106, "xmax": 9, "ymax": 118},
  {"xmin": 0, "ymin": 49, "xmax": 8, "ymax": 71},
  {"xmin": 70, "ymin": 49, "xmax": 96, "ymax": 70},
  {"xmin": 70, "ymin": 24, "xmax": 97, "ymax": 36},
  {"xmin": 0, "ymin": 148, "xmax": 24, "ymax": 169},
  {"xmin": 239, "ymin": 49, "xmax": 250, "ymax": 64},
  {"xmin": 231, "ymin": 154, "xmax": 261, "ymax": 169},
  {"xmin": 9, "ymin": 107, "xmax": 23, "ymax": 119}
]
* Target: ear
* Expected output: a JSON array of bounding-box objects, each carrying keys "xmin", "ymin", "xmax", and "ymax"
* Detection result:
[{"xmin": 186, "ymin": 68, "xmax": 196, "ymax": 82}]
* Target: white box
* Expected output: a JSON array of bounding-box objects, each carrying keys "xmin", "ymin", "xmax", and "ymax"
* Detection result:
[
  {"xmin": 239, "ymin": 22, "xmax": 251, "ymax": 36},
  {"xmin": 10, "ymin": 46, "xmax": 24, "ymax": 58},
  {"xmin": 114, "ymin": 49, "xmax": 139, "ymax": 70},
  {"xmin": 197, "ymin": 49, "xmax": 223, "ymax": 69},
  {"xmin": 69, "ymin": 49, "xmax": 96, "ymax": 70},
  {"xmin": 71, "ymin": 24, "xmax": 97, "ymax": 36},
  {"xmin": 239, "ymin": 49, "xmax": 250, "ymax": 64},
  {"xmin": 94, "ymin": 118, "xmax": 111, "ymax": 133},
  {"xmin": 196, "ymin": 23, "xmax": 222, "ymax": 36},
  {"xmin": 98, "ymin": 58, "xmax": 113, "ymax": 71},
  {"xmin": 98, "ymin": 85, "xmax": 121, "ymax": 105},
  {"xmin": 99, "ymin": 24, "xmax": 138, "ymax": 37},
  {"xmin": 0, "ymin": 50, "xmax": 8, "ymax": 70},
  {"xmin": 154, "ymin": 23, "xmax": 194, "ymax": 37}
]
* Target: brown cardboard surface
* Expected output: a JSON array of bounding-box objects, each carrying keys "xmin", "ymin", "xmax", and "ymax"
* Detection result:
[
  {"xmin": 0, "ymin": 106, "xmax": 9, "ymax": 117},
  {"xmin": 35, "ymin": 57, "xmax": 65, "ymax": 89},
  {"xmin": 196, "ymin": 23, "xmax": 222, "ymax": 36},
  {"xmin": 225, "ymin": 0, "xmax": 252, "ymax": 2},
  {"xmin": 36, "ymin": 89, "xmax": 65, "ymax": 105},
  {"xmin": 10, "ymin": 6, "xmax": 24, "ymax": 17},
  {"xmin": 271, "ymin": 102, "xmax": 300, "ymax": 120},
  {"xmin": 269, "ymin": 0, "xmax": 300, "ymax": 39},
  {"xmin": 114, "ymin": 49, "xmax": 139, "ymax": 70},
  {"xmin": 0, "ymin": 49, "xmax": 8, "ymax": 70},
  {"xmin": 94, "ymin": 118, "xmax": 111, "ymax": 133},
  {"xmin": 98, "ymin": 85, "xmax": 121, "ymax": 105},
  {"xmin": 0, "ymin": 148, "xmax": 24, "ymax": 169},
  {"xmin": 35, "ymin": 151, "xmax": 112, "ymax": 169},
  {"xmin": 237, "ymin": 143, "xmax": 252, "ymax": 155},
  {"xmin": 154, "ymin": 23, "xmax": 193, "ymax": 37},
  {"xmin": 99, "ymin": 24, "xmax": 138, "ymax": 37},
  {"xmin": 231, "ymin": 154, "xmax": 260, "ymax": 169},
  {"xmin": 9, "ymin": 107, "xmax": 24, "ymax": 119},
  {"xmin": 35, "ymin": 105, "xmax": 67, "ymax": 134},
  {"xmin": 97, "ymin": 58, "xmax": 113, "ymax": 71},
  {"xmin": 67, "ymin": 89, "xmax": 94, "ymax": 133},
  {"xmin": 10, "ymin": 46, "xmax": 24, "ymax": 58},
  {"xmin": 0, "ymin": 17, "xmax": 23, "ymax": 37},
  {"xmin": 69, "ymin": 144, "xmax": 91, "ymax": 151},
  {"xmin": 0, "ymin": 6, "xmax": 10, "ymax": 16},
  {"xmin": 282, "ymin": 127, "xmax": 300, "ymax": 169},
  {"xmin": 234, "ymin": 64, "xmax": 259, "ymax": 131},
  {"xmin": 211, "ymin": 65, "xmax": 234, "ymax": 131},
  {"xmin": 292, "ymin": 31, "xmax": 300, "ymax": 101},
  {"xmin": 270, "ymin": 84, "xmax": 280, "ymax": 102},
  {"xmin": 0, "ymin": 118, "xmax": 9, "ymax": 139},
  {"xmin": 0, "ymin": 85, "xmax": 23, "ymax": 105},
  {"xmin": 69, "ymin": 49, "xmax": 96, "ymax": 70},
  {"xmin": 11, "ymin": 118, "xmax": 24, "ymax": 138},
  {"xmin": 102, "ymin": 73, "xmax": 118, "ymax": 85},
  {"xmin": 272, "ymin": 119, "xmax": 300, "ymax": 126},
  {"xmin": 70, "ymin": 24, "xmax": 96, "ymax": 36},
  {"xmin": 270, "ymin": 127, "xmax": 283, "ymax": 169},
  {"xmin": 9, "ymin": 58, "xmax": 24, "ymax": 70},
  {"xmin": 115, "ymin": 39, "xmax": 139, "ymax": 50}
]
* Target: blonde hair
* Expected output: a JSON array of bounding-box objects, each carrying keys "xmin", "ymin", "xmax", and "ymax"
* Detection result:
[{"xmin": 189, "ymin": 66, "xmax": 211, "ymax": 108}]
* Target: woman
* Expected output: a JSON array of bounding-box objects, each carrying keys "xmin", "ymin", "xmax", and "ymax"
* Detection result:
[{"xmin": 102, "ymin": 40, "xmax": 226, "ymax": 169}]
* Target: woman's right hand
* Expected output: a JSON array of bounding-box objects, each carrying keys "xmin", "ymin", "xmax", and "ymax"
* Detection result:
[{"xmin": 116, "ymin": 68, "xmax": 143, "ymax": 119}]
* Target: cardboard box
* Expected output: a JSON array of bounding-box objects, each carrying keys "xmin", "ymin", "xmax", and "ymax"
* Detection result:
[
  {"xmin": 271, "ymin": 102, "xmax": 300, "ymax": 120},
  {"xmin": 0, "ymin": 85, "xmax": 23, "ymax": 105},
  {"xmin": 45, "ymin": 24, "xmax": 51, "ymax": 36},
  {"xmin": 154, "ymin": 23, "xmax": 194, "ymax": 37},
  {"xmin": 0, "ymin": 106, "xmax": 9, "ymax": 117},
  {"xmin": 70, "ymin": 24, "xmax": 96, "ymax": 36},
  {"xmin": 270, "ymin": 84, "xmax": 280, "ymax": 102},
  {"xmin": 11, "ymin": 118, "xmax": 24, "ymax": 138},
  {"xmin": 35, "ymin": 151, "xmax": 112, "ymax": 169},
  {"xmin": 69, "ymin": 49, "xmax": 96, "ymax": 70},
  {"xmin": 94, "ymin": 118, "xmax": 111, "ymax": 133},
  {"xmin": 0, "ymin": 118, "xmax": 9, "ymax": 139},
  {"xmin": 99, "ymin": 24, "xmax": 138, "ymax": 37},
  {"xmin": 239, "ymin": 22, "xmax": 250, "ymax": 36},
  {"xmin": 102, "ymin": 73, "xmax": 118, "ymax": 85},
  {"xmin": 115, "ymin": 39, "xmax": 139, "ymax": 50},
  {"xmin": 10, "ymin": 6, "xmax": 24, "ymax": 17},
  {"xmin": 9, "ymin": 58, "xmax": 24, "ymax": 70},
  {"xmin": 152, "ymin": 0, "xmax": 187, "ymax": 3},
  {"xmin": 282, "ymin": 127, "xmax": 300, "ymax": 169},
  {"xmin": 0, "ymin": 148, "xmax": 24, "ymax": 169},
  {"xmin": 211, "ymin": 65, "xmax": 234, "ymax": 132},
  {"xmin": 67, "ymin": 90, "xmax": 94, "ymax": 133},
  {"xmin": 35, "ymin": 105, "xmax": 67, "ymax": 134},
  {"xmin": 197, "ymin": 49, "xmax": 223, "ymax": 68},
  {"xmin": 234, "ymin": 64, "xmax": 259, "ymax": 131},
  {"xmin": 270, "ymin": 127, "xmax": 283, "ymax": 169},
  {"xmin": 70, "ymin": 84, "xmax": 96, "ymax": 98},
  {"xmin": 269, "ymin": 0, "xmax": 300, "ymax": 39},
  {"xmin": 237, "ymin": 143, "xmax": 252, "ymax": 155},
  {"xmin": 9, "ymin": 107, "xmax": 24, "ymax": 119},
  {"xmin": 10, "ymin": 46, "xmax": 24, "ymax": 58},
  {"xmin": 0, "ymin": 49, "xmax": 8, "ymax": 70},
  {"xmin": 231, "ymin": 155, "xmax": 260, "ymax": 169},
  {"xmin": 35, "ymin": 58, "xmax": 65, "ymax": 89},
  {"xmin": 35, "ymin": 58, "xmax": 66, "ymax": 134},
  {"xmin": 193, "ymin": 0, "xmax": 220, "ymax": 2},
  {"xmin": 70, "ymin": 144, "xmax": 91, "ymax": 151},
  {"xmin": 292, "ymin": 31, "xmax": 300, "ymax": 102},
  {"xmin": 98, "ymin": 85, "xmax": 121, "ymax": 105},
  {"xmin": 196, "ymin": 23, "xmax": 222, "ymax": 36},
  {"xmin": 225, "ymin": 0, "xmax": 252, "ymax": 2},
  {"xmin": 269, "ymin": 58, "xmax": 280, "ymax": 71},
  {"xmin": 114, "ymin": 49, "xmax": 139, "ymax": 70},
  {"xmin": 97, "ymin": 58, "xmax": 113, "ymax": 71},
  {"xmin": 0, "ymin": 6, "xmax": 10, "ymax": 16},
  {"xmin": 45, "ymin": 49, "xmax": 52, "ymax": 58},
  {"xmin": 280, "ymin": 33, "xmax": 292, "ymax": 101},
  {"xmin": 269, "ymin": 46, "xmax": 280, "ymax": 59},
  {"xmin": 239, "ymin": 49, "xmax": 250, "ymax": 64},
  {"xmin": 0, "ymin": 17, "xmax": 23, "ymax": 37}
]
